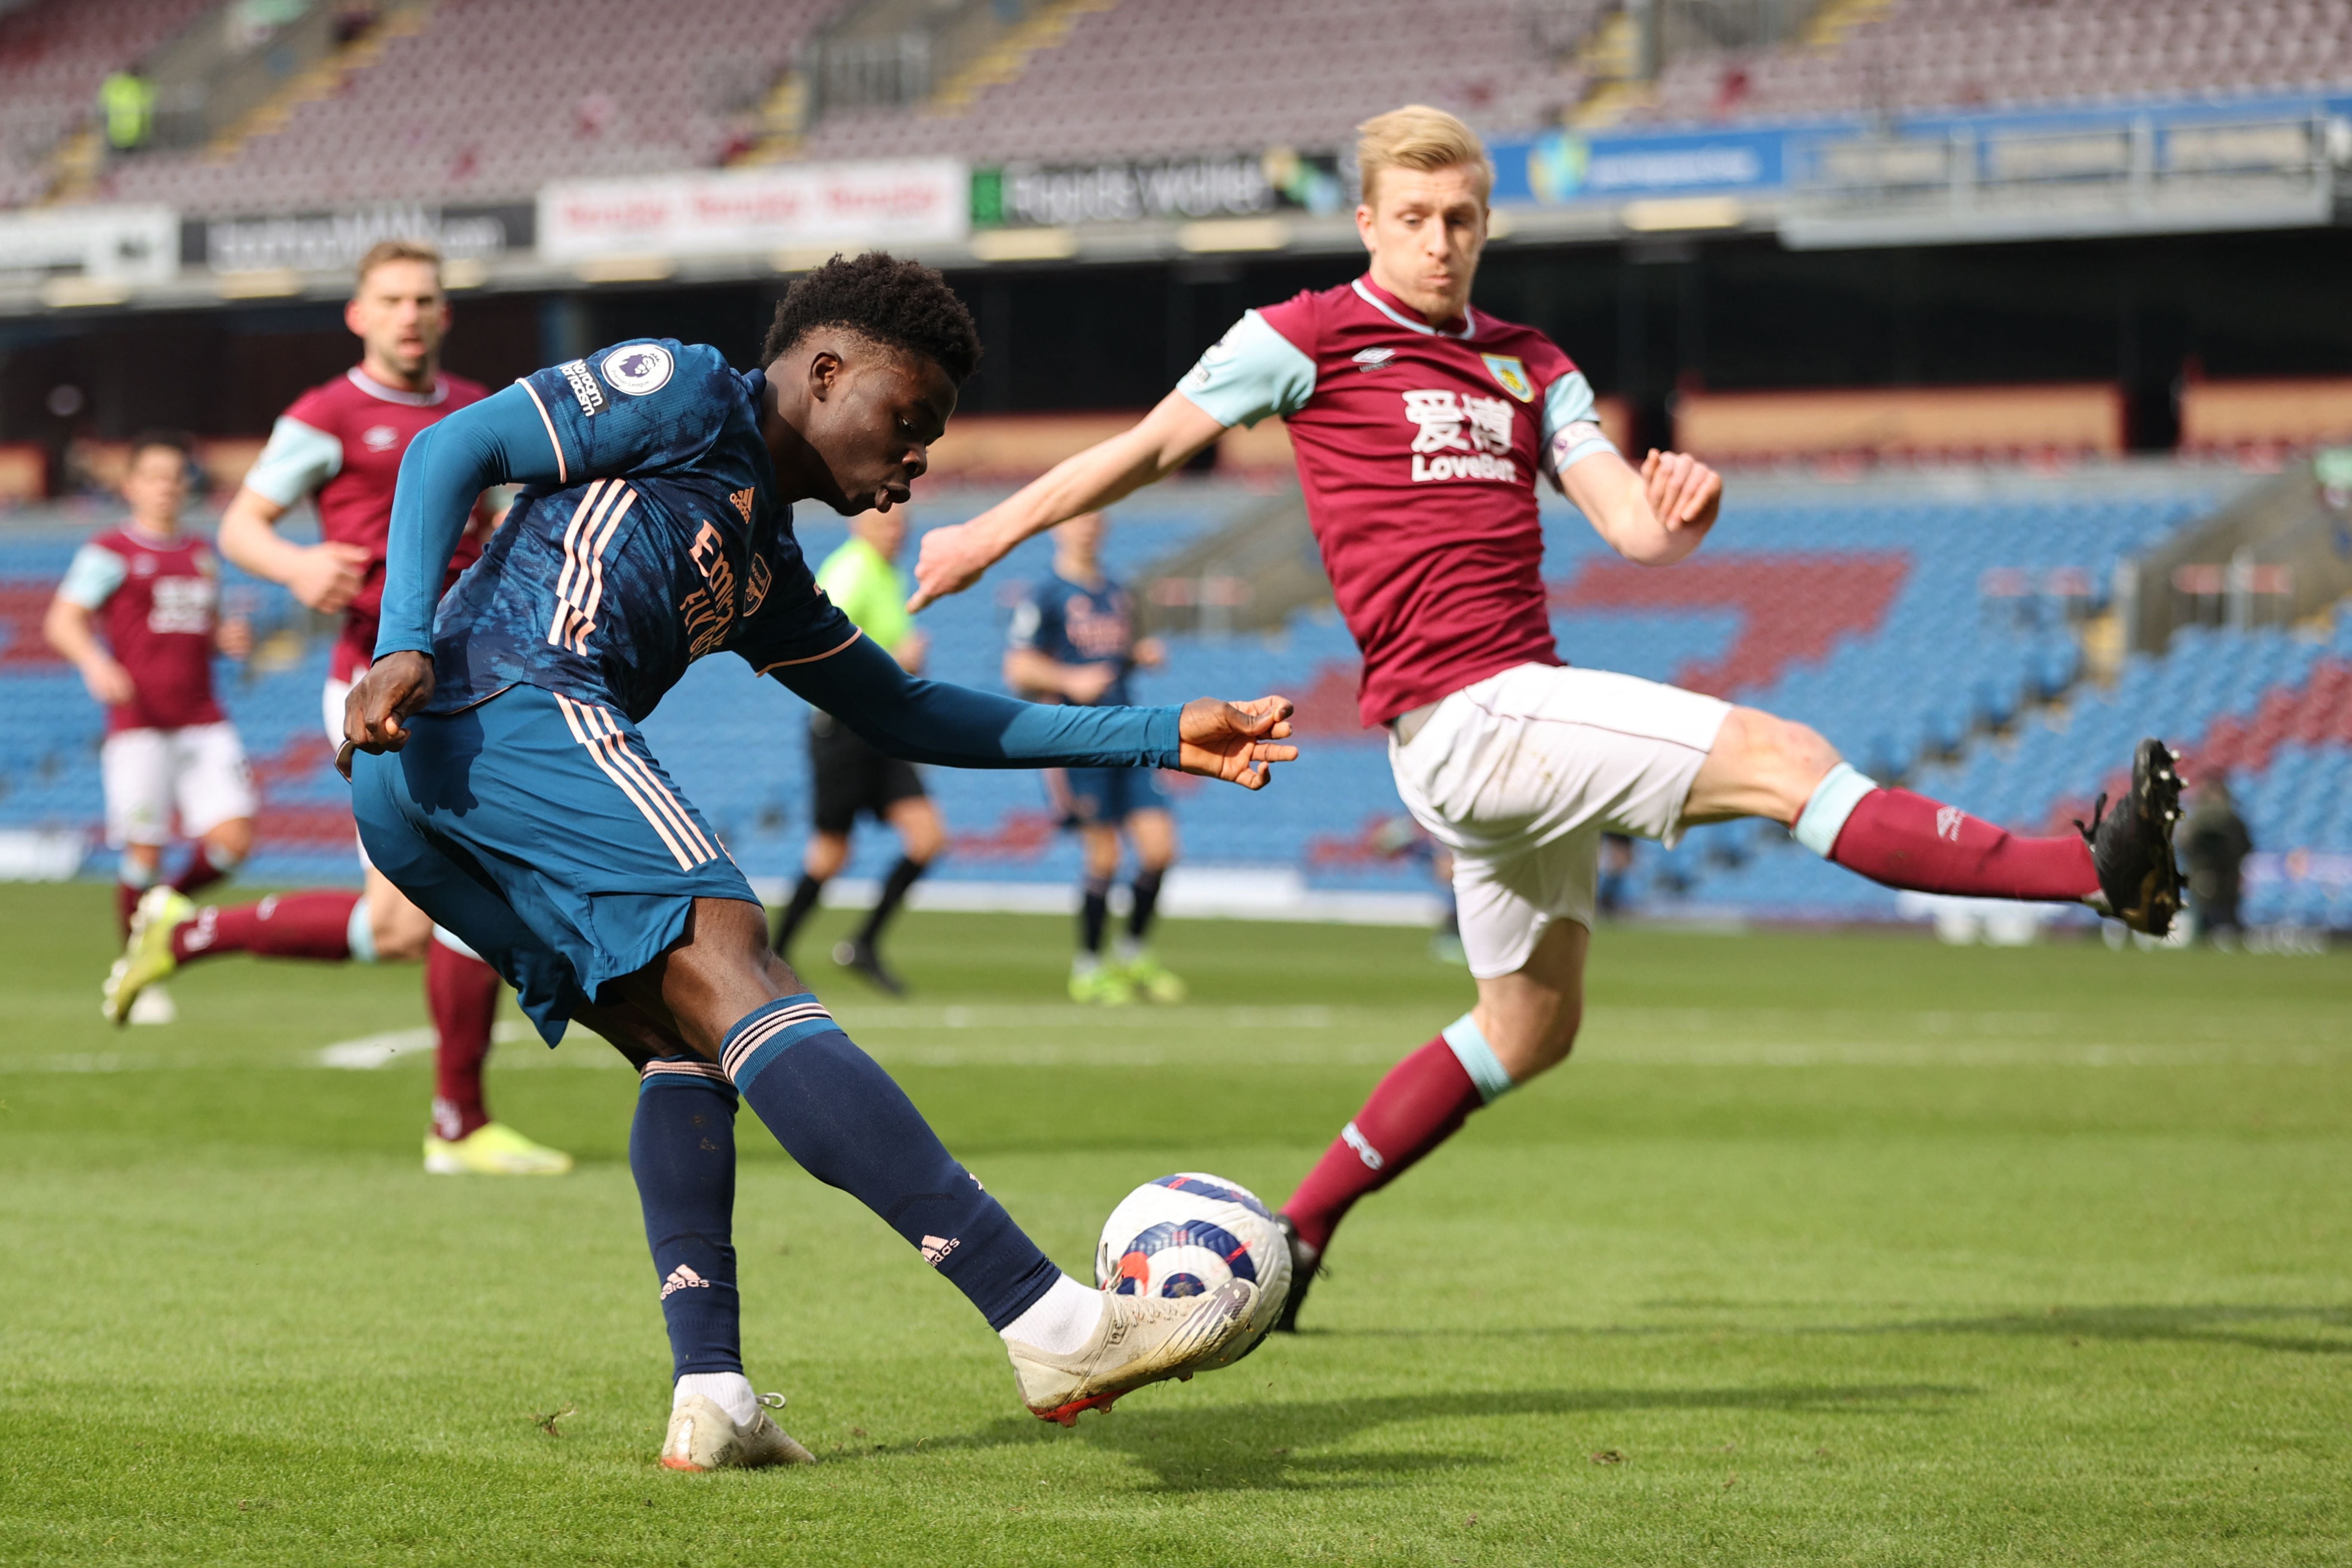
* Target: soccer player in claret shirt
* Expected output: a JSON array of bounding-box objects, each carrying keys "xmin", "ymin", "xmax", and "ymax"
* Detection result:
[
  {"xmin": 44, "ymin": 432, "xmax": 255, "ymax": 1020},
  {"xmin": 910, "ymin": 105, "xmax": 2186, "ymax": 1331},
  {"xmin": 337, "ymin": 254, "xmax": 1299, "ymax": 1459},
  {"xmin": 101, "ymin": 240, "xmax": 570, "ymax": 1176}
]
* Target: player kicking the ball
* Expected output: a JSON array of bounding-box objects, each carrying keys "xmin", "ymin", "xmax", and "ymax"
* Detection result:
[
  {"xmin": 340, "ymin": 254, "xmax": 1298, "ymax": 1458},
  {"xmin": 909, "ymin": 106, "xmax": 2185, "ymax": 1332},
  {"xmin": 102, "ymin": 240, "xmax": 568, "ymax": 1176}
]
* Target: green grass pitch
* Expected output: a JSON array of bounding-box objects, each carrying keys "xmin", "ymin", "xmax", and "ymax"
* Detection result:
[{"xmin": 2, "ymin": 882, "xmax": 2348, "ymax": 1566}]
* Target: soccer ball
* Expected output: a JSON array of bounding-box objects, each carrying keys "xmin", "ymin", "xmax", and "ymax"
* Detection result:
[{"xmin": 1093, "ymin": 1172, "xmax": 1291, "ymax": 1366}]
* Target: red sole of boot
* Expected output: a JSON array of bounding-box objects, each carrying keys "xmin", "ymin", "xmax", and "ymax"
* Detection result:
[{"xmin": 1033, "ymin": 1390, "xmax": 1126, "ymax": 1427}]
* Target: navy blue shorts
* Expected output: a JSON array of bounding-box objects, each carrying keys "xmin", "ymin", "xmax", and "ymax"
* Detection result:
[
  {"xmin": 1047, "ymin": 765, "xmax": 1170, "ymax": 827},
  {"xmin": 350, "ymin": 683, "xmax": 756, "ymax": 1044}
]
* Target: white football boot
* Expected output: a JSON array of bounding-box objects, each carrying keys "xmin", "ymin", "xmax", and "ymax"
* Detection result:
[
  {"xmin": 659, "ymin": 1392, "xmax": 816, "ymax": 1472},
  {"xmin": 1007, "ymin": 1278, "xmax": 1259, "ymax": 1426}
]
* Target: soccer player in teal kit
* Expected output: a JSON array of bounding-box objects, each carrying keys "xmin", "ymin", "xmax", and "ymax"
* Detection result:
[{"xmin": 338, "ymin": 254, "xmax": 1300, "ymax": 1464}]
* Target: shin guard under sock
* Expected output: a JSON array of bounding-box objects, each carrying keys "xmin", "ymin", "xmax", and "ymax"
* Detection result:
[
  {"xmin": 632, "ymin": 1057, "xmax": 743, "ymax": 1378},
  {"xmin": 1796, "ymin": 764, "xmax": 2098, "ymax": 902},
  {"xmin": 427, "ymin": 938, "xmax": 501, "ymax": 1141},
  {"xmin": 172, "ymin": 890, "xmax": 361, "ymax": 964},
  {"xmin": 721, "ymin": 995, "xmax": 1059, "ymax": 1329},
  {"xmin": 1283, "ymin": 1017, "xmax": 1516, "ymax": 1254}
]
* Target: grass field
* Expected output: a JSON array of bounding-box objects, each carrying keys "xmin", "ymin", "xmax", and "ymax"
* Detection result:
[{"xmin": 2, "ymin": 882, "xmax": 2348, "ymax": 1566}]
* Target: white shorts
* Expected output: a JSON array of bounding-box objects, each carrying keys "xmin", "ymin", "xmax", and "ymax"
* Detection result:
[
  {"xmin": 322, "ymin": 674, "xmax": 354, "ymax": 749},
  {"xmin": 324, "ymin": 674, "xmax": 376, "ymax": 868},
  {"xmin": 102, "ymin": 723, "xmax": 257, "ymax": 848},
  {"xmin": 1387, "ymin": 662, "xmax": 1731, "ymax": 979}
]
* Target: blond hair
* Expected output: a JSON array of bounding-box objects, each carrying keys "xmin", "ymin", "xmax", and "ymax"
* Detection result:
[
  {"xmin": 1355, "ymin": 104, "xmax": 1493, "ymax": 205},
  {"xmin": 354, "ymin": 238, "xmax": 442, "ymax": 290}
]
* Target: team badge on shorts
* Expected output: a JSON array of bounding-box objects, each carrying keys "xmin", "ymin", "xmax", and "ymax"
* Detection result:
[
  {"xmin": 601, "ymin": 344, "xmax": 675, "ymax": 397},
  {"xmin": 1481, "ymin": 353, "xmax": 1535, "ymax": 403}
]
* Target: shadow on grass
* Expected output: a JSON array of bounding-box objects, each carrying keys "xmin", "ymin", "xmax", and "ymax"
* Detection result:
[
  {"xmin": 1872, "ymin": 1302, "xmax": 2352, "ymax": 1356},
  {"xmin": 1352, "ymin": 1303, "xmax": 2352, "ymax": 1357},
  {"xmin": 883, "ymin": 1382, "xmax": 1971, "ymax": 1492}
]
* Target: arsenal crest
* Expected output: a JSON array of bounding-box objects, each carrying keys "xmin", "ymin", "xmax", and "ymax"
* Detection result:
[{"xmin": 1480, "ymin": 353, "xmax": 1535, "ymax": 403}]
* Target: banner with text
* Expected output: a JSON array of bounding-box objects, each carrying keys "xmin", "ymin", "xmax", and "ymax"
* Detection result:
[
  {"xmin": 972, "ymin": 150, "xmax": 1347, "ymax": 228},
  {"xmin": 0, "ymin": 206, "xmax": 178, "ymax": 283},
  {"xmin": 184, "ymin": 202, "xmax": 533, "ymax": 273},
  {"xmin": 540, "ymin": 159, "xmax": 968, "ymax": 261},
  {"xmin": 1491, "ymin": 126, "xmax": 1791, "ymax": 206}
]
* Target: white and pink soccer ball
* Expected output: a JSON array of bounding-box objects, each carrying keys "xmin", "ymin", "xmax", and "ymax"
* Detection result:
[{"xmin": 1093, "ymin": 1172, "xmax": 1292, "ymax": 1366}]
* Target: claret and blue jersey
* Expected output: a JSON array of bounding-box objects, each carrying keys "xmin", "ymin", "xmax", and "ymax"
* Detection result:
[{"xmin": 404, "ymin": 339, "xmax": 854, "ymax": 723}]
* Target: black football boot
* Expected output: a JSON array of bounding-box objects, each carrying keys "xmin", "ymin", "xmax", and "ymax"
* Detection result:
[{"xmin": 2078, "ymin": 738, "xmax": 2186, "ymax": 936}]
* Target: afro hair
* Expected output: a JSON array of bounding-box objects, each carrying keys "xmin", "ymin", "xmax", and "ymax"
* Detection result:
[{"xmin": 761, "ymin": 251, "xmax": 982, "ymax": 385}]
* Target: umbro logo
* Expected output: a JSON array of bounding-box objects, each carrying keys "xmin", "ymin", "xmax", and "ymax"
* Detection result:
[
  {"xmin": 1341, "ymin": 1120, "xmax": 1385, "ymax": 1171},
  {"xmin": 919, "ymin": 1235, "xmax": 960, "ymax": 1266},
  {"xmin": 1351, "ymin": 347, "xmax": 1396, "ymax": 373},
  {"xmin": 660, "ymin": 1264, "xmax": 711, "ymax": 1299},
  {"xmin": 1935, "ymin": 805, "xmax": 1966, "ymax": 842}
]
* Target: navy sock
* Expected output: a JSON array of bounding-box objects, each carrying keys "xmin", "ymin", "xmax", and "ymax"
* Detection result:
[
  {"xmin": 855, "ymin": 854, "xmax": 925, "ymax": 947},
  {"xmin": 1079, "ymin": 876, "xmax": 1111, "ymax": 955},
  {"xmin": 720, "ymin": 995, "xmax": 1060, "ymax": 1329},
  {"xmin": 1128, "ymin": 867, "xmax": 1163, "ymax": 943},
  {"xmin": 772, "ymin": 873, "xmax": 825, "ymax": 956},
  {"xmin": 631, "ymin": 1057, "xmax": 742, "ymax": 1378}
]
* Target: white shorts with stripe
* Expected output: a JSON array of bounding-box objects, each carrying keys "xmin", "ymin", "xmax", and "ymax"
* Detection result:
[{"xmin": 1387, "ymin": 662, "xmax": 1731, "ymax": 979}]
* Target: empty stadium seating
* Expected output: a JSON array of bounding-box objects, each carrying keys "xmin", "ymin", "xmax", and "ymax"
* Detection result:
[
  {"xmin": 1633, "ymin": 0, "xmax": 2352, "ymax": 127},
  {"xmin": 6, "ymin": 468, "xmax": 2344, "ymax": 936},
  {"xmin": 797, "ymin": 0, "xmax": 1592, "ymax": 167},
  {"xmin": 96, "ymin": 0, "xmax": 837, "ymax": 214},
  {"xmin": 0, "ymin": 0, "xmax": 217, "ymax": 208}
]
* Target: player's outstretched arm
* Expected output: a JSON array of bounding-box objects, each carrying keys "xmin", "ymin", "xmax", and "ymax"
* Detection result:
[
  {"xmin": 1560, "ymin": 446, "xmax": 1722, "ymax": 567},
  {"xmin": 908, "ymin": 391, "xmax": 1226, "ymax": 610},
  {"xmin": 770, "ymin": 633, "xmax": 1294, "ymax": 786}
]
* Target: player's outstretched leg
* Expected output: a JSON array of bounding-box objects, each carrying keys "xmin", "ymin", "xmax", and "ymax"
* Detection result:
[
  {"xmin": 628, "ymin": 1052, "xmax": 812, "ymax": 1470},
  {"xmin": 103, "ymin": 885, "xmax": 367, "ymax": 1024},
  {"xmin": 1752, "ymin": 720, "xmax": 2184, "ymax": 934},
  {"xmin": 715, "ymin": 984, "xmax": 1256, "ymax": 1422}
]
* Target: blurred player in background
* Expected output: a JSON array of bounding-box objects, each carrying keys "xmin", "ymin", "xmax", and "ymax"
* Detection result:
[
  {"xmin": 44, "ymin": 432, "xmax": 254, "ymax": 1022},
  {"xmin": 769, "ymin": 507, "xmax": 942, "ymax": 994},
  {"xmin": 912, "ymin": 105, "xmax": 2185, "ymax": 1330},
  {"xmin": 1003, "ymin": 511, "xmax": 1185, "ymax": 1004},
  {"xmin": 101, "ymin": 239, "xmax": 569, "ymax": 1175}
]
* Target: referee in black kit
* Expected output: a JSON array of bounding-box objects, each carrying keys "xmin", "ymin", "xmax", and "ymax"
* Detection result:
[{"xmin": 770, "ymin": 508, "xmax": 943, "ymax": 994}]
